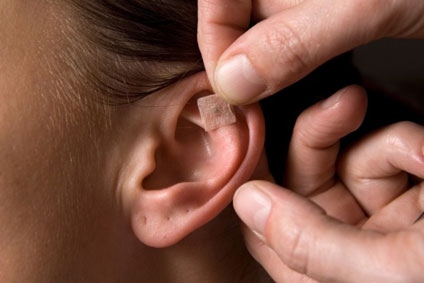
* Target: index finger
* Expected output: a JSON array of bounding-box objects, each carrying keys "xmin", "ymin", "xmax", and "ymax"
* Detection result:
[
  {"xmin": 339, "ymin": 122, "xmax": 424, "ymax": 215},
  {"xmin": 197, "ymin": 0, "xmax": 252, "ymax": 91},
  {"xmin": 284, "ymin": 85, "xmax": 367, "ymax": 195}
]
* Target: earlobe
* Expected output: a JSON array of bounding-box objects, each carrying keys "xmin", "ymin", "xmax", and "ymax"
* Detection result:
[{"xmin": 118, "ymin": 73, "xmax": 264, "ymax": 248}]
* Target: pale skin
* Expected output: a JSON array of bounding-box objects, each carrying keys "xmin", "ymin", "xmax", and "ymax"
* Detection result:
[
  {"xmin": 3, "ymin": 1, "xmax": 422, "ymax": 282},
  {"xmin": 198, "ymin": 0, "xmax": 424, "ymax": 280},
  {"xmin": 234, "ymin": 86, "xmax": 424, "ymax": 282},
  {"xmin": 198, "ymin": 0, "xmax": 424, "ymax": 104},
  {"xmin": 0, "ymin": 1, "xmax": 270, "ymax": 282}
]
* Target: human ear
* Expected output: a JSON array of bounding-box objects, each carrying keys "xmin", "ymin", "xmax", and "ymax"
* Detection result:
[{"xmin": 116, "ymin": 73, "xmax": 265, "ymax": 247}]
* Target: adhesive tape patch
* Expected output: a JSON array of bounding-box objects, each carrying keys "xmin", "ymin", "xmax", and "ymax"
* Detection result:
[{"xmin": 197, "ymin": 95, "xmax": 237, "ymax": 131}]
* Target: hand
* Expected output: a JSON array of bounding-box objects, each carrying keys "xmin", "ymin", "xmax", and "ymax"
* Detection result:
[
  {"xmin": 198, "ymin": 0, "xmax": 424, "ymax": 104},
  {"xmin": 234, "ymin": 85, "xmax": 424, "ymax": 282}
]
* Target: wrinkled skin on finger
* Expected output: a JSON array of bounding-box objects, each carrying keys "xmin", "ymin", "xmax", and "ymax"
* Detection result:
[
  {"xmin": 234, "ymin": 86, "xmax": 424, "ymax": 282},
  {"xmin": 198, "ymin": 0, "xmax": 424, "ymax": 104}
]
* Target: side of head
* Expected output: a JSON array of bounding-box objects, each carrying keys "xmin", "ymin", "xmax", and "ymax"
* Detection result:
[{"xmin": 0, "ymin": 0, "xmax": 265, "ymax": 280}]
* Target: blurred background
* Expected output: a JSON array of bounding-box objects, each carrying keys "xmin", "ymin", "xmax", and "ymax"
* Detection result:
[{"xmin": 353, "ymin": 38, "xmax": 424, "ymax": 113}]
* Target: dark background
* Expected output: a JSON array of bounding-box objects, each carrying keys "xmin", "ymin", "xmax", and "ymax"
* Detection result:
[
  {"xmin": 353, "ymin": 38, "xmax": 424, "ymax": 113},
  {"xmin": 261, "ymin": 39, "xmax": 424, "ymax": 184}
]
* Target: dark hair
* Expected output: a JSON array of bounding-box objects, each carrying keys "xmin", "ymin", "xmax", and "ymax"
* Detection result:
[{"xmin": 68, "ymin": 0, "xmax": 204, "ymax": 103}]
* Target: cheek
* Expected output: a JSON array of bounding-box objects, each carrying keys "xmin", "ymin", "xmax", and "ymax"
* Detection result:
[
  {"xmin": 0, "ymin": 2, "xmax": 120, "ymax": 277},
  {"xmin": 0, "ymin": 33, "xmax": 73, "ymax": 196},
  {"xmin": 0, "ymin": 95, "xmax": 54, "ymax": 185},
  {"xmin": 0, "ymin": 32, "xmax": 108, "ymax": 222},
  {"xmin": 0, "ymin": 2, "xmax": 65, "ymax": 194},
  {"xmin": 0, "ymin": 70, "xmax": 82, "ymax": 216},
  {"xmin": 0, "ymin": 61, "xmax": 114, "ymax": 272},
  {"xmin": 0, "ymin": 0, "xmax": 105, "ymax": 206}
]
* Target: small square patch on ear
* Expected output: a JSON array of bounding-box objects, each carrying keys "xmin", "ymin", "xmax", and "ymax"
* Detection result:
[{"xmin": 197, "ymin": 94, "xmax": 237, "ymax": 131}]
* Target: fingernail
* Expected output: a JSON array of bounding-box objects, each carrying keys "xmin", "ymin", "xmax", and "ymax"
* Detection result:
[
  {"xmin": 233, "ymin": 184, "xmax": 271, "ymax": 235},
  {"xmin": 321, "ymin": 90, "xmax": 343, "ymax": 109},
  {"xmin": 215, "ymin": 55, "xmax": 266, "ymax": 104}
]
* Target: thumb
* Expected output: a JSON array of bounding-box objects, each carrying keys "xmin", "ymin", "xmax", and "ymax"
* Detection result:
[
  {"xmin": 197, "ymin": 0, "xmax": 252, "ymax": 93},
  {"xmin": 233, "ymin": 181, "xmax": 423, "ymax": 282},
  {"xmin": 213, "ymin": 0, "xmax": 393, "ymax": 104}
]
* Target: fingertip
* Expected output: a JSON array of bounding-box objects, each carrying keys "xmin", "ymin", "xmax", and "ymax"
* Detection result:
[
  {"xmin": 322, "ymin": 84, "xmax": 368, "ymax": 131},
  {"xmin": 215, "ymin": 54, "xmax": 268, "ymax": 105},
  {"xmin": 321, "ymin": 84, "xmax": 366, "ymax": 108},
  {"xmin": 233, "ymin": 182, "xmax": 272, "ymax": 236}
]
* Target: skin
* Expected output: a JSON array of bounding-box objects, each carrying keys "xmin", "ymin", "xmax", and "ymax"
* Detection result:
[
  {"xmin": 198, "ymin": 0, "xmax": 424, "ymax": 104},
  {"xmin": 0, "ymin": 1, "xmax": 269, "ymax": 282},
  {"xmin": 198, "ymin": 0, "xmax": 424, "ymax": 280},
  {"xmin": 0, "ymin": 1, "xmax": 133, "ymax": 281},
  {"xmin": 4, "ymin": 1, "xmax": 420, "ymax": 281},
  {"xmin": 234, "ymin": 86, "xmax": 424, "ymax": 282}
]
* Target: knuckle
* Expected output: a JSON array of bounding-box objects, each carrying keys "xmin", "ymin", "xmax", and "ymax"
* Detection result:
[
  {"xmin": 293, "ymin": 114, "xmax": 334, "ymax": 150},
  {"xmin": 348, "ymin": 0, "xmax": 395, "ymax": 37},
  {"xmin": 280, "ymin": 225, "xmax": 311, "ymax": 275},
  {"xmin": 387, "ymin": 121, "xmax": 418, "ymax": 132},
  {"xmin": 384, "ymin": 121, "xmax": 420, "ymax": 146},
  {"xmin": 260, "ymin": 21, "xmax": 313, "ymax": 84}
]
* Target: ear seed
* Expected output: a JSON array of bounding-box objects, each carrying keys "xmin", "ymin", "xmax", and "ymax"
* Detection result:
[{"xmin": 197, "ymin": 94, "xmax": 237, "ymax": 132}]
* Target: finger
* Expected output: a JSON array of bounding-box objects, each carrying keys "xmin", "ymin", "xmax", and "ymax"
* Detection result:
[
  {"xmin": 242, "ymin": 225, "xmax": 317, "ymax": 283},
  {"xmin": 234, "ymin": 181, "xmax": 424, "ymax": 282},
  {"xmin": 284, "ymin": 85, "xmax": 367, "ymax": 196},
  {"xmin": 309, "ymin": 182, "xmax": 366, "ymax": 225},
  {"xmin": 214, "ymin": 0, "xmax": 396, "ymax": 104},
  {"xmin": 363, "ymin": 182, "xmax": 424, "ymax": 232},
  {"xmin": 197, "ymin": 0, "xmax": 251, "ymax": 92},
  {"xmin": 339, "ymin": 122, "xmax": 424, "ymax": 215},
  {"xmin": 251, "ymin": 0, "xmax": 304, "ymax": 22}
]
